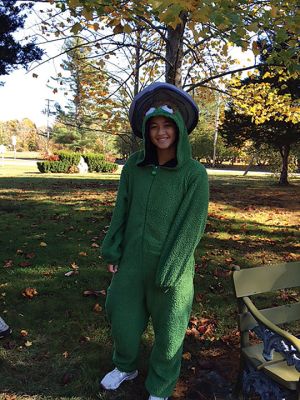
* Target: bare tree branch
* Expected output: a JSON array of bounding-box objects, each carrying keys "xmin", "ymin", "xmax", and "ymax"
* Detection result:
[{"xmin": 185, "ymin": 64, "xmax": 262, "ymax": 92}]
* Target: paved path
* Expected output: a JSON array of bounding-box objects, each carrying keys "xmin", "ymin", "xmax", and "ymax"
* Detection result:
[{"xmin": 0, "ymin": 157, "xmax": 39, "ymax": 166}]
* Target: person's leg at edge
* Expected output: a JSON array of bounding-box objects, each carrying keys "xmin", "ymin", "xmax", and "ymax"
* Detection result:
[
  {"xmin": 145, "ymin": 269, "xmax": 194, "ymax": 398},
  {"xmin": 104, "ymin": 263, "xmax": 149, "ymax": 373}
]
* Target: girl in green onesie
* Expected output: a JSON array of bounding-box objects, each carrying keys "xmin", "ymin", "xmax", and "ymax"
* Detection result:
[{"xmin": 100, "ymin": 83, "xmax": 209, "ymax": 400}]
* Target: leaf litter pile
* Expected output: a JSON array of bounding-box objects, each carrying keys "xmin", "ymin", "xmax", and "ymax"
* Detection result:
[{"xmin": 0, "ymin": 174, "xmax": 299, "ymax": 400}]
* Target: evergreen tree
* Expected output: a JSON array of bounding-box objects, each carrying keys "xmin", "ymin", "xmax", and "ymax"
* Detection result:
[
  {"xmin": 0, "ymin": 1, "xmax": 43, "ymax": 79},
  {"xmin": 52, "ymin": 38, "xmax": 117, "ymax": 152}
]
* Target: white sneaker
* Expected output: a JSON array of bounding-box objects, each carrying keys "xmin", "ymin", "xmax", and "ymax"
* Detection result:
[
  {"xmin": 0, "ymin": 317, "xmax": 12, "ymax": 339},
  {"xmin": 100, "ymin": 367, "xmax": 138, "ymax": 390},
  {"xmin": 148, "ymin": 396, "xmax": 168, "ymax": 400}
]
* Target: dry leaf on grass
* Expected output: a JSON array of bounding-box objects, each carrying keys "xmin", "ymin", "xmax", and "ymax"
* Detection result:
[
  {"xmin": 182, "ymin": 352, "xmax": 192, "ymax": 360},
  {"xmin": 83, "ymin": 289, "xmax": 106, "ymax": 297},
  {"xmin": 93, "ymin": 303, "xmax": 102, "ymax": 313},
  {"xmin": 3, "ymin": 259, "xmax": 13, "ymax": 268},
  {"xmin": 22, "ymin": 287, "xmax": 38, "ymax": 299},
  {"xmin": 18, "ymin": 261, "xmax": 31, "ymax": 268}
]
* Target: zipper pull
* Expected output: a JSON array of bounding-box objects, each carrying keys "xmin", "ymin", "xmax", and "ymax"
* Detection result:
[{"xmin": 151, "ymin": 166, "xmax": 158, "ymax": 176}]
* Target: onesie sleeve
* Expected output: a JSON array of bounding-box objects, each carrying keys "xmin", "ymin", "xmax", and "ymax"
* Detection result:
[
  {"xmin": 156, "ymin": 165, "xmax": 209, "ymax": 288},
  {"xmin": 100, "ymin": 163, "xmax": 129, "ymax": 265}
]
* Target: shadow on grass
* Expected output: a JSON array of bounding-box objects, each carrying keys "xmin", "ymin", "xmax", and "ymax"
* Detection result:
[{"xmin": 0, "ymin": 173, "xmax": 299, "ymax": 399}]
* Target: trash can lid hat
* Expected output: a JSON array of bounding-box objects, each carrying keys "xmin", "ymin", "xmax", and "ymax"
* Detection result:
[{"xmin": 129, "ymin": 82, "xmax": 199, "ymax": 138}]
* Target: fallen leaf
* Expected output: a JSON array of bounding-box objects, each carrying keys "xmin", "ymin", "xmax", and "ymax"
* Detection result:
[
  {"xmin": 40, "ymin": 242, "xmax": 47, "ymax": 247},
  {"xmin": 22, "ymin": 287, "xmax": 38, "ymax": 299},
  {"xmin": 78, "ymin": 251, "xmax": 87, "ymax": 256},
  {"xmin": 195, "ymin": 293, "xmax": 204, "ymax": 302},
  {"xmin": 3, "ymin": 260, "xmax": 13, "ymax": 268},
  {"xmin": 93, "ymin": 303, "xmax": 102, "ymax": 313},
  {"xmin": 186, "ymin": 327, "xmax": 199, "ymax": 337},
  {"xmin": 3, "ymin": 394, "xmax": 17, "ymax": 400},
  {"xmin": 91, "ymin": 243, "xmax": 100, "ymax": 248},
  {"xmin": 64, "ymin": 270, "xmax": 78, "ymax": 277},
  {"xmin": 63, "ymin": 351, "xmax": 69, "ymax": 358},
  {"xmin": 20, "ymin": 330, "xmax": 28, "ymax": 337},
  {"xmin": 18, "ymin": 261, "xmax": 31, "ymax": 268},
  {"xmin": 16, "ymin": 249, "xmax": 24, "ymax": 255},
  {"xmin": 182, "ymin": 352, "xmax": 192, "ymax": 360},
  {"xmin": 70, "ymin": 262, "xmax": 79, "ymax": 270},
  {"xmin": 83, "ymin": 289, "xmax": 106, "ymax": 297},
  {"xmin": 79, "ymin": 335, "xmax": 90, "ymax": 343},
  {"xmin": 25, "ymin": 252, "xmax": 35, "ymax": 259},
  {"xmin": 213, "ymin": 268, "xmax": 232, "ymax": 278},
  {"xmin": 24, "ymin": 340, "xmax": 32, "ymax": 347}
]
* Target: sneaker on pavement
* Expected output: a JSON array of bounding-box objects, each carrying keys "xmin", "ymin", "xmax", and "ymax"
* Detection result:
[
  {"xmin": 148, "ymin": 396, "xmax": 168, "ymax": 400},
  {"xmin": 100, "ymin": 367, "xmax": 138, "ymax": 390},
  {"xmin": 0, "ymin": 317, "xmax": 12, "ymax": 339}
]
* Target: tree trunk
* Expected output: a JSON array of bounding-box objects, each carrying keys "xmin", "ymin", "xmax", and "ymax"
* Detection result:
[
  {"xmin": 212, "ymin": 93, "xmax": 220, "ymax": 167},
  {"xmin": 165, "ymin": 11, "xmax": 187, "ymax": 87},
  {"xmin": 279, "ymin": 144, "xmax": 290, "ymax": 185},
  {"xmin": 131, "ymin": 26, "xmax": 142, "ymax": 154}
]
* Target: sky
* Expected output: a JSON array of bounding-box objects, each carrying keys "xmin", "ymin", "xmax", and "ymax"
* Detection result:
[{"xmin": 0, "ymin": 3, "xmax": 255, "ymax": 128}]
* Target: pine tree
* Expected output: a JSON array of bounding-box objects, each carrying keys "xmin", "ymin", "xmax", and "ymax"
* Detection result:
[{"xmin": 0, "ymin": 1, "xmax": 43, "ymax": 78}]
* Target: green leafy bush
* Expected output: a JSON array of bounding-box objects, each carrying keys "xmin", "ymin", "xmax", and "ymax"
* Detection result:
[
  {"xmin": 100, "ymin": 161, "xmax": 118, "ymax": 173},
  {"xmin": 37, "ymin": 161, "xmax": 71, "ymax": 173},
  {"xmin": 37, "ymin": 151, "xmax": 117, "ymax": 173},
  {"xmin": 56, "ymin": 151, "xmax": 81, "ymax": 165},
  {"xmin": 83, "ymin": 153, "xmax": 117, "ymax": 173}
]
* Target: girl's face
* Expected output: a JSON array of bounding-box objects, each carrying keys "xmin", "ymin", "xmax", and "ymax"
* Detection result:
[{"xmin": 148, "ymin": 116, "xmax": 177, "ymax": 151}]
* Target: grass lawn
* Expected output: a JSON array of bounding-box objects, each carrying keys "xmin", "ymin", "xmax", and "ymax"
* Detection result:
[{"xmin": 0, "ymin": 161, "xmax": 299, "ymax": 400}]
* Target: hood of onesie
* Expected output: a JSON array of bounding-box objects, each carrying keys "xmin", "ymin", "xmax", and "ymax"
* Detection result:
[{"xmin": 137, "ymin": 106, "xmax": 192, "ymax": 170}]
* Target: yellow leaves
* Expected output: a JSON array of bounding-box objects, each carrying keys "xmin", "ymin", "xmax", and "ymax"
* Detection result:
[
  {"xmin": 231, "ymin": 78, "xmax": 300, "ymax": 125},
  {"xmin": 70, "ymin": 22, "xmax": 82, "ymax": 34},
  {"xmin": 270, "ymin": 6, "xmax": 278, "ymax": 18}
]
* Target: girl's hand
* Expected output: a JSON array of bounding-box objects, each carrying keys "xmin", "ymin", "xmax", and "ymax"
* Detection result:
[{"xmin": 107, "ymin": 264, "xmax": 118, "ymax": 273}]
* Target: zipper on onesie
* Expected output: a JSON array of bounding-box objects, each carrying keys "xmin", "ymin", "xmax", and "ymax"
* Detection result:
[{"xmin": 141, "ymin": 165, "xmax": 159, "ymax": 261}]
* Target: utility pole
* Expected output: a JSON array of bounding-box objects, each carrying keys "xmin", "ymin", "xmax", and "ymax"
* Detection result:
[{"xmin": 44, "ymin": 99, "xmax": 55, "ymax": 154}]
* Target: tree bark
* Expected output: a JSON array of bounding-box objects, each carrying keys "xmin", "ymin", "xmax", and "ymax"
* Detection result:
[
  {"xmin": 131, "ymin": 26, "xmax": 142, "ymax": 153},
  {"xmin": 279, "ymin": 144, "xmax": 290, "ymax": 185},
  {"xmin": 165, "ymin": 11, "xmax": 187, "ymax": 87}
]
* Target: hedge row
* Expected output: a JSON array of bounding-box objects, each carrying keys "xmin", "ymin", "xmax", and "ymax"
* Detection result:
[
  {"xmin": 37, "ymin": 152, "xmax": 118, "ymax": 174},
  {"xmin": 37, "ymin": 161, "xmax": 71, "ymax": 173},
  {"xmin": 82, "ymin": 153, "xmax": 117, "ymax": 173},
  {"xmin": 56, "ymin": 151, "xmax": 81, "ymax": 165}
]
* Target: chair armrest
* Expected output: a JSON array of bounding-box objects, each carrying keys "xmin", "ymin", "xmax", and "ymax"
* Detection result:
[
  {"xmin": 243, "ymin": 296, "xmax": 300, "ymax": 371},
  {"xmin": 243, "ymin": 296, "xmax": 300, "ymax": 352}
]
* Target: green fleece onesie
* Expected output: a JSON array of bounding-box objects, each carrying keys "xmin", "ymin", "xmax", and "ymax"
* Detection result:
[{"xmin": 101, "ymin": 108, "xmax": 209, "ymax": 397}]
